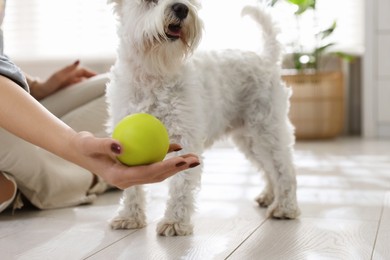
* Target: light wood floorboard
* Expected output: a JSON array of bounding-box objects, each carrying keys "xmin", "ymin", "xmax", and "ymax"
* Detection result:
[
  {"xmin": 0, "ymin": 137, "xmax": 389, "ymax": 260},
  {"xmin": 372, "ymin": 192, "xmax": 390, "ymax": 260}
]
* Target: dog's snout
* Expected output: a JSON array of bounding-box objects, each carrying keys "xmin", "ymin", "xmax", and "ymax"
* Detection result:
[{"xmin": 172, "ymin": 3, "xmax": 188, "ymax": 20}]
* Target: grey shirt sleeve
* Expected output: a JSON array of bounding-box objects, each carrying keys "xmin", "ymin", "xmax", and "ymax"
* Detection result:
[
  {"xmin": 0, "ymin": 56, "xmax": 30, "ymax": 92},
  {"xmin": 0, "ymin": 28, "xmax": 30, "ymax": 92}
]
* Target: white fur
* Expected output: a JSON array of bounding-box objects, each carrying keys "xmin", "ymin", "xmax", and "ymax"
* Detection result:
[{"xmin": 106, "ymin": 0, "xmax": 300, "ymax": 236}]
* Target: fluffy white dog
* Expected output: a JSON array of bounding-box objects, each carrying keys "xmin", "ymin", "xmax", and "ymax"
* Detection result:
[{"xmin": 106, "ymin": 0, "xmax": 300, "ymax": 236}]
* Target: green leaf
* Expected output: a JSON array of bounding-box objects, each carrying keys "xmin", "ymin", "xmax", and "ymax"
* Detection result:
[
  {"xmin": 310, "ymin": 0, "xmax": 316, "ymax": 9},
  {"xmin": 314, "ymin": 43, "xmax": 335, "ymax": 55},
  {"xmin": 287, "ymin": 0, "xmax": 316, "ymax": 14},
  {"xmin": 293, "ymin": 53, "xmax": 303, "ymax": 70},
  {"xmin": 317, "ymin": 21, "xmax": 337, "ymax": 40},
  {"xmin": 270, "ymin": 0, "xmax": 280, "ymax": 6},
  {"xmin": 287, "ymin": 0, "xmax": 307, "ymax": 5},
  {"xmin": 335, "ymin": 52, "xmax": 356, "ymax": 62}
]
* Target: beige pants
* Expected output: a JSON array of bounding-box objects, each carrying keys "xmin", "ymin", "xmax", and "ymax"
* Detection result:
[{"xmin": 0, "ymin": 74, "xmax": 110, "ymax": 209}]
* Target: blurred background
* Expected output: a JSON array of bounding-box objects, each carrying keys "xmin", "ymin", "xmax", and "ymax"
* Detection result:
[{"xmin": 2, "ymin": 0, "xmax": 387, "ymax": 140}]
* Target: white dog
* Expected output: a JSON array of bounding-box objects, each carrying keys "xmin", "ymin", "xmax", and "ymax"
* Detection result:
[{"xmin": 106, "ymin": 0, "xmax": 300, "ymax": 236}]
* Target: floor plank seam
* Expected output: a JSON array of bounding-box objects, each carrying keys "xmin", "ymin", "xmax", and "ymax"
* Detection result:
[
  {"xmin": 83, "ymin": 230, "xmax": 138, "ymax": 259},
  {"xmin": 370, "ymin": 197, "xmax": 386, "ymax": 260},
  {"xmin": 223, "ymin": 218, "xmax": 269, "ymax": 259}
]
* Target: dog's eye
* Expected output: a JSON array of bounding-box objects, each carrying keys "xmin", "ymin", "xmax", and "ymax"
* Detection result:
[{"xmin": 145, "ymin": 0, "xmax": 158, "ymax": 3}]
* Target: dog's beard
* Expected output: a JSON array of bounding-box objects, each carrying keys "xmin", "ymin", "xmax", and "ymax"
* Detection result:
[
  {"xmin": 145, "ymin": 31, "xmax": 201, "ymax": 75},
  {"xmin": 134, "ymin": 5, "xmax": 203, "ymax": 76}
]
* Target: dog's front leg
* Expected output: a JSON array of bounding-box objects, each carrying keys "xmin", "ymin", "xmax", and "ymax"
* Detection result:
[
  {"xmin": 110, "ymin": 185, "xmax": 147, "ymax": 229},
  {"xmin": 156, "ymin": 165, "xmax": 202, "ymax": 236}
]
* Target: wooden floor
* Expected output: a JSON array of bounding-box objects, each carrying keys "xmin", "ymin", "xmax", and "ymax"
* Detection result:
[{"xmin": 1, "ymin": 137, "xmax": 389, "ymax": 260}]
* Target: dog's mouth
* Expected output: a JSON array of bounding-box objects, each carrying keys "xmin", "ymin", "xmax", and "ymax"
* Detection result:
[{"xmin": 166, "ymin": 23, "xmax": 182, "ymax": 40}]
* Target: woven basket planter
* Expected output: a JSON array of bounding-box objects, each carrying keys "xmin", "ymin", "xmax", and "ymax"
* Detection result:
[{"xmin": 282, "ymin": 71, "xmax": 345, "ymax": 140}]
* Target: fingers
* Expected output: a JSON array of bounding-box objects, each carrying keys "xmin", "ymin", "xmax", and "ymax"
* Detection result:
[
  {"xmin": 77, "ymin": 68, "xmax": 97, "ymax": 78},
  {"xmin": 95, "ymin": 138, "xmax": 123, "ymax": 160},
  {"xmin": 70, "ymin": 68, "xmax": 97, "ymax": 82},
  {"xmin": 109, "ymin": 154, "xmax": 200, "ymax": 189},
  {"xmin": 173, "ymin": 154, "xmax": 200, "ymax": 169},
  {"xmin": 62, "ymin": 60, "xmax": 97, "ymax": 82},
  {"xmin": 157, "ymin": 154, "xmax": 200, "ymax": 172},
  {"xmin": 80, "ymin": 136, "xmax": 200, "ymax": 189},
  {"xmin": 61, "ymin": 60, "xmax": 81, "ymax": 74},
  {"xmin": 119, "ymin": 154, "xmax": 200, "ymax": 187},
  {"xmin": 168, "ymin": 143, "xmax": 182, "ymax": 153}
]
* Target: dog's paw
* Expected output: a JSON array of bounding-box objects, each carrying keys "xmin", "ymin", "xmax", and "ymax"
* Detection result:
[
  {"xmin": 156, "ymin": 220, "xmax": 193, "ymax": 236},
  {"xmin": 255, "ymin": 192, "xmax": 274, "ymax": 207},
  {"xmin": 267, "ymin": 202, "xmax": 300, "ymax": 219},
  {"xmin": 110, "ymin": 216, "xmax": 147, "ymax": 230}
]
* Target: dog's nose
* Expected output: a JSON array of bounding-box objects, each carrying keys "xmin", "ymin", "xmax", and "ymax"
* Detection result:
[{"xmin": 172, "ymin": 3, "xmax": 188, "ymax": 20}]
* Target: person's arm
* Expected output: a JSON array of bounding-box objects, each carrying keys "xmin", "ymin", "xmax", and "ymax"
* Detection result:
[
  {"xmin": 0, "ymin": 75, "xmax": 200, "ymax": 189},
  {"xmin": 26, "ymin": 60, "xmax": 97, "ymax": 100}
]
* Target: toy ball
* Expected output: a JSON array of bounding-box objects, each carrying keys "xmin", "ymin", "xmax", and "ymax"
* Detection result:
[{"xmin": 112, "ymin": 113, "xmax": 170, "ymax": 166}]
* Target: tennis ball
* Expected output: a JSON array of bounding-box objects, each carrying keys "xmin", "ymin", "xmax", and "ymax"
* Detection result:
[{"xmin": 112, "ymin": 113, "xmax": 170, "ymax": 166}]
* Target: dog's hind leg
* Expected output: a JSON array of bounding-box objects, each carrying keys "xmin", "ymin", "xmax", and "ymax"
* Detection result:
[
  {"xmin": 232, "ymin": 123, "xmax": 300, "ymax": 219},
  {"xmin": 110, "ymin": 185, "xmax": 147, "ymax": 229},
  {"xmin": 156, "ymin": 165, "xmax": 202, "ymax": 236}
]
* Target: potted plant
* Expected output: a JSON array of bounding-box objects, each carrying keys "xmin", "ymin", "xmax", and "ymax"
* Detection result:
[{"xmin": 271, "ymin": 0, "xmax": 353, "ymax": 139}]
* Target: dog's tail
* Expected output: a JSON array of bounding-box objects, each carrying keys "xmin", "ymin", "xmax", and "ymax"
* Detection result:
[{"xmin": 241, "ymin": 5, "xmax": 281, "ymax": 64}]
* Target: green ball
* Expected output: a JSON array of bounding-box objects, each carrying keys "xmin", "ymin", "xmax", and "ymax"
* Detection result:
[{"xmin": 112, "ymin": 113, "xmax": 170, "ymax": 166}]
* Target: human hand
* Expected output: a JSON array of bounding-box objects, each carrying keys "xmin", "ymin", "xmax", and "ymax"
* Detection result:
[
  {"xmin": 29, "ymin": 60, "xmax": 97, "ymax": 100},
  {"xmin": 67, "ymin": 131, "xmax": 200, "ymax": 189},
  {"xmin": 1, "ymin": 74, "xmax": 199, "ymax": 190}
]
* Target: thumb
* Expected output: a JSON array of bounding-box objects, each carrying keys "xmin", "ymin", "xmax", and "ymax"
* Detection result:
[
  {"xmin": 97, "ymin": 137, "xmax": 122, "ymax": 157},
  {"xmin": 78, "ymin": 132, "xmax": 122, "ymax": 157}
]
